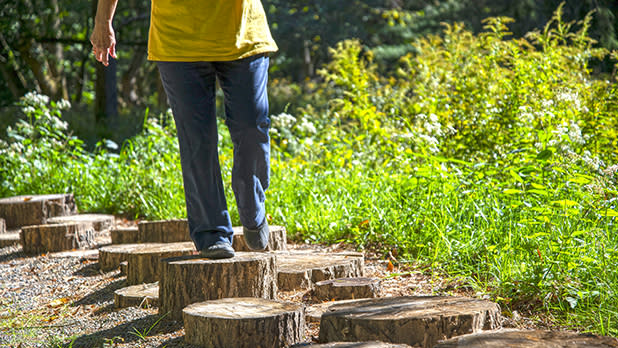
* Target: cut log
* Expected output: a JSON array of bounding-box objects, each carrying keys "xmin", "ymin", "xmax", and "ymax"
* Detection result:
[
  {"xmin": 114, "ymin": 282, "xmax": 159, "ymax": 308},
  {"xmin": 0, "ymin": 218, "xmax": 5, "ymax": 233},
  {"xmin": 232, "ymin": 225, "xmax": 288, "ymax": 251},
  {"xmin": 47, "ymin": 214, "xmax": 115, "ymax": 232},
  {"xmin": 319, "ymin": 296, "xmax": 501, "ymax": 348},
  {"xmin": 159, "ymin": 252, "xmax": 277, "ymax": 320},
  {"xmin": 277, "ymin": 251, "xmax": 364, "ymax": 291},
  {"xmin": 0, "ymin": 194, "xmax": 77, "ymax": 229},
  {"xmin": 120, "ymin": 261, "xmax": 128, "ymax": 275},
  {"xmin": 306, "ymin": 299, "xmax": 361, "ymax": 323},
  {"xmin": 434, "ymin": 329, "xmax": 618, "ymax": 347},
  {"xmin": 98, "ymin": 243, "xmax": 144, "ymax": 272},
  {"xmin": 294, "ymin": 342, "xmax": 412, "ymax": 348},
  {"xmin": 0, "ymin": 231, "xmax": 20, "ymax": 248},
  {"xmin": 126, "ymin": 242, "xmax": 195, "ymax": 285},
  {"xmin": 20, "ymin": 223, "xmax": 96, "ymax": 254},
  {"xmin": 48, "ymin": 249, "xmax": 99, "ymax": 260},
  {"xmin": 110, "ymin": 227, "xmax": 139, "ymax": 244},
  {"xmin": 314, "ymin": 277, "xmax": 381, "ymax": 301},
  {"xmin": 137, "ymin": 219, "xmax": 190, "ymax": 243},
  {"xmin": 183, "ymin": 297, "xmax": 304, "ymax": 348}
]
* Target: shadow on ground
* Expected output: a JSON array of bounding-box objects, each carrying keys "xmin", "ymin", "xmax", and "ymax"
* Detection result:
[{"xmin": 73, "ymin": 278, "xmax": 126, "ymax": 306}]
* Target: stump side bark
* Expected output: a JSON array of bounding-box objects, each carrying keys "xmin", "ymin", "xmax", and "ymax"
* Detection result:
[
  {"xmin": 183, "ymin": 298, "xmax": 304, "ymax": 348},
  {"xmin": 319, "ymin": 296, "xmax": 501, "ymax": 348},
  {"xmin": 46, "ymin": 214, "xmax": 115, "ymax": 232},
  {"xmin": 0, "ymin": 231, "xmax": 20, "ymax": 247},
  {"xmin": 98, "ymin": 243, "xmax": 146, "ymax": 272},
  {"xmin": 298, "ymin": 342, "xmax": 412, "ymax": 348},
  {"xmin": 20, "ymin": 223, "xmax": 95, "ymax": 254},
  {"xmin": 159, "ymin": 252, "xmax": 277, "ymax": 320},
  {"xmin": 137, "ymin": 219, "xmax": 190, "ymax": 243},
  {"xmin": 434, "ymin": 329, "xmax": 618, "ymax": 348},
  {"xmin": 314, "ymin": 277, "xmax": 381, "ymax": 301},
  {"xmin": 110, "ymin": 227, "xmax": 139, "ymax": 244},
  {"xmin": 114, "ymin": 282, "xmax": 159, "ymax": 308},
  {"xmin": 126, "ymin": 242, "xmax": 195, "ymax": 285},
  {"xmin": 232, "ymin": 225, "xmax": 288, "ymax": 251},
  {"xmin": 276, "ymin": 252, "xmax": 364, "ymax": 291},
  {"xmin": 0, "ymin": 194, "xmax": 77, "ymax": 229},
  {"xmin": 0, "ymin": 218, "xmax": 5, "ymax": 234}
]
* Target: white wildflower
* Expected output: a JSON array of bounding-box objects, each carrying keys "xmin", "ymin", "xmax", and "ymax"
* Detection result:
[
  {"xmin": 297, "ymin": 118, "xmax": 317, "ymax": 134},
  {"xmin": 271, "ymin": 113, "xmax": 296, "ymax": 129},
  {"xmin": 56, "ymin": 99, "xmax": 71, "ymax": 110},
  {"xmin": 22, "ymin": 106, "xmax": 36, "ymax": 114}
]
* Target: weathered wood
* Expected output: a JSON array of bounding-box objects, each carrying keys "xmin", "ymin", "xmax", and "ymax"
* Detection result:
[
  {"xmin": 159, "ymin": 252, "xmax": 277, "ymax": 320},
  {"xmin": 137, "ymin": 219, "xmax": 190, "ymax": 243},
  {"xmin": 119, "ymin": 261, "xmax": 128, "ymax": 275},
  {"xmin": 277, "ymin": 251, "xmax": 364, "ymax": 291},
  {"xmin": 314, "ymin": 277, "xmax": 381, "ymax": 301},
  {"xmin": 98, "ymin": 243, "xmax": 144, "ymax": 272},
  {"xmin": 0, "ymin": 231, "xmax": 20, "ymax": 247},
  {"xmin": 126, "ymin": 242, "xmax": 195, "ymax": 285},
  {"xmin": 110, "ymin": 226, "xmax": 139, "ymax": 244},
  {"xmin": 306, "ymin": 299, "xmax": 361, "ymax": 323},
  {"xmin": 47, "ymin": 214, "xmax": 115, "ymax": 232},
  {"xmin": 0, "ymin": 194, "xmax": 77, "ymax": 229},
  {"xmin": 0, "ymin": 218, "xmax": 5, "ymax": 233},
  {"xmin": 319, "ymin": 296, "xmax": 501, "ymax": 348},
  {"xmin": 294, "ymin": 342, "xmax": 412, "ymax": 348},
  {"xmin": 232, "ymin": 225, "xmax": 288, "ymax": 251},
  {"xmin": 434, "ymin": 329, "xmax": 618, "ymax": 347},
  {"xmin": 20, "ymin": 223, "xmax": 95, "ymax": 254},
  {"xmin": 183, "ymin": 297, "xmax": 304, "ymax": 348},
  {"xmin": 114, "ymin": 282, "xmax": 159, "ymax": 308}
]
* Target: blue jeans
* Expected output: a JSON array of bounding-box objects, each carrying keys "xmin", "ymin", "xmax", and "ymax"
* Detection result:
[{"xmin": 157, "ymin": 55, "xmax": 270, "ymax": 251}]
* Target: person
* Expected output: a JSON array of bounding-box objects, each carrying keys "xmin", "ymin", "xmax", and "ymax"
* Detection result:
[{"xmin": 91, "ymin": 0, "xmax": 278, "ymax": 259}]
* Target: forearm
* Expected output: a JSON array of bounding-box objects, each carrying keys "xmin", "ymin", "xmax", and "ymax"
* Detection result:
[{"xmin": 94, "ymin": 0, "xmax": 118, "ymax": 25}]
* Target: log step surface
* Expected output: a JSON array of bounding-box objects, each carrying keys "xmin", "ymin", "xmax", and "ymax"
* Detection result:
[
  {"xmin": 110, "ymin": 227, "xmax": 139, "ymax": 244},
  {"xmin": 46, "ymin": 214, "xmax": 115, "ymax": 232},
  {"xmin": 20, "ymin": 222, "xmax": 97, "ymax": 254},
  {"xmin": 159, "ymin": 252, "xmax": 277, "ymax": 320},
  {"xmin": 314, "ymin": 277, "xmax": 381, "ymax": 301},
  {"xmin": 98, "ymin": 243, "xmax": 145, "ymax": 272},
  {"xmin": 434, "ymin": 329, "xmax": 618, "ymax": 347},
  {"xmin": 232, "ymin": 225, "xmax": 288, "ymax": 251},
  {"xmin": 277, "ymin": 251, "xmax": 364, "ymax": 291},
  {"xmin": 114, "ymin": 282, "xmax": 159, "ymax": 308},
  {"xmin": 137, "ymin": 219, "xmax": 190, "ymax": 243},
  {"xmin": 126, "ymin": 242, "xmax": 195, "ymax": 285},
  {"xmin": 183, "ymin": 297, "xmax": 305, "ymax": 348},
  {"xmin": 306, "ymin": 299, "xmax": 364, "ymax": 323},
  {"xmin": 319, "ymin": 296, "xmax": 501, "ymax": 348},
  {"xmin": 0, "ymin": 194, "xmax": 77, "ymax": 229}
]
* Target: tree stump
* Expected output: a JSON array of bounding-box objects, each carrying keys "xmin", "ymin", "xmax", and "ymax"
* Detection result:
[
  {"xmin": 306, "ymin": 299, "xmax": 361, "ymax": 323},
  {"xmin": 126, "ymin": 242, "xmax": 195, "ymax": 285},
  {"xmin": 0, "ymin": 218, "xmax": 5, "ymax": 233},
  {"xmin": 434, "ymin": 329, "xmax": 618, "ymax": 347},
  {"xmin": 137, "ymin": 219, "xmax": 190, "ymax": 243},
  {"xmin": 0, "ymin": 231, "xmax": 20, "ymax": 248},
  {"xmin": 98, "ymin": 243, "xmax": 144, "ymax": 272},
  {"xmin": 46, "ymin": 214, "xmax": 115, "ymax": 232},
  {"xmin": 314, "ymin": 277, "xmax": 381, "ymax": 301},
  {"xmin": 319, "ymin": 296, "xmax": 501, "ymax": 348},
  {"xmin": 295, "ymin": 342, "xmax": 412, "ymax": 348},
  {"xmin": 0, "ymin": 194, "xmax": 77, "ymax": 229},
  {"xmin": 119, "ymin": 261, "xmax": 128, "ymax": 275},
  {"xmin": 114, "ymin": 282, "xmax": 159, "ymax": 308},
  {"xmin": 232, "ymin": 225, "xmax": 288, "ymax": 251},
  {"xmin": 277, "ymin": 251, "xmax": 364, "ymax": 291},
  {"xmin": 183, "ymin": 297, "xmax": 304, "ymax": 348},
  {"xmin": 110, "ymin": 227, "xmax": 139, "ymax": 244},
  {"xmin": 20, "ymin": 223, "xmax": 96, "ymax": 254},
  {"xmin": 159, "ymin": 252, "xmax": 277, "ymax": 320}
]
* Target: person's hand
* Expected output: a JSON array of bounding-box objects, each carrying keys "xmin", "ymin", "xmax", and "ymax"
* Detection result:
[{"xmin": 90, "ymin": 20, "xmax": 117, "ymax": 66}]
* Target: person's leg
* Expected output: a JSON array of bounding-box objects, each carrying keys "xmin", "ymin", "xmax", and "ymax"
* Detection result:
[
  {"xmin": 215, "ymin": 54, "xmax": 270, "ymax": 248},
  {"xmin": 157, "ymin": 61, "xmax": 234, "ymax": 253}
]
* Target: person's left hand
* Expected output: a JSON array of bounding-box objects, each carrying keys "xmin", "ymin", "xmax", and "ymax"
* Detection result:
[{"xmin": 90, "ymin": 20, "xmax": 117, "ymax": 66}]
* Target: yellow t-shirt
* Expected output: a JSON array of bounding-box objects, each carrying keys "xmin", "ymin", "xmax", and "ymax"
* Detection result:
[{"xmin": 148, "ymin": 0, "xmax": 278, "ymax": 61}]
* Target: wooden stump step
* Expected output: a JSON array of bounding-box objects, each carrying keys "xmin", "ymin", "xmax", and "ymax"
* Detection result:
[
  {"xmin": 306, "ymin": 299, "xmax": 364, "ymax": 323},
  {"xmin": 232, "ymin": 225, "xmax": 288, "ymax": 251},
  {"xmin": 20, "ymin": 222, "xmax": 99, "ymax": 254},
  {"xmin": 114, "ymin": 282, "xmax": 158, "ymax": 308},
  {"xmin": 110, "ymin": 226, "xmax": 139, "ymax": 244},
  {"xmin": 277, "ymin": 251, "xmax": 364, "ymax": 291},
  {"xmin": 0, "ymin": 218, "xmax": 5, "ymax": 234},
  {"xmin": 46, "ymin": 214, "xmax": 115, "ymax": 232},
  {"xmin": 159, "ymin": 252, "xmax": 277, "ymax": 320},
  {"xmin": 126, "ymin": 242, "xmax": 195, "ymax": 285},
  {"xmin": 314, "ymin": 277, "xmax": 381, "ymax": 301},
  {"xmin": 183, "ymin": 297, "xmax": 305, "ymax": 348},
  {"xmin": 99, "ymin": 243, "xmax": 144, "ymax": 272},
  {"xmin": 294, "ymin": 342, "xmax": 412, "ymax": 347},
  {"xmin": 0, "ymin": 194, "xmax": 77, "ymax": 229},
  {"xmin": 0, "ymin": 231, "xmax": 20, "ymax": 248},
  {"xmin": 319, "ymin": 296, "xmax": 501, "ymax": 348},
  {"xmin": 434, "ymin": 329, "xmax": 618, "ymax": 347},
  {"xmin": 138, "ymin": 219, "xmax": 190, "ymax": 243}
]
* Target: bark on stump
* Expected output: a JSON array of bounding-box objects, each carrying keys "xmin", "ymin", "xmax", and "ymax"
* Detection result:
[
  {"xmin": 0, "ymin": 231, "xmax": 20, "ymax": 247},
  {"xmin": 314, "ymin": 277, "xmax": 381, "ymax": 301},
  {"xmin": 232, "ymin": 225, "xmax": 288, "ymax": 251},
  {"xmin": 126, "ymin": 242, "xmax": 195, "ymax": 285},
  {"xmin": 98, "ymin": 243, "xmax": 144, "ymax": 272},
  {"xmin": 0, "ymin": 194, "xmax": 77, "ymax": 229},
  {"xmin": 119, "ymin": 261, "xmax": 128, "ymax": 275},
  {"xmin": 434, "ymin": 329, "xmax": 618, "ymax": 348},
  {"xmin": 159, "ymin": 252, "xmax": 277, "ymax": 320},
  {"xmin": 294, "ymin": 342, "xmax": 412, "ymax": 348},
  {"xmin": 277, "ymin": 251, "xmax": 364, "ymax": 291},
  {"xmin": 114, "ymin": 282, "xmax": 159, "ymax": 308},
  {"xmin": 183, "ymin": 297, "xmax": 304, "ymax": 348},
  {"xmin": 110, "ymin": 227, "xmax": 139, "ymax": 244},
  {"xmin": 137, "ymin": 219, "xmax": 190, "ymax": 243},
  {"xmin": 319, "ymin": 296, "xmax": 501, "ymax": 348},
  {"xmin": 20, "ymin": 223, "xmax": 95, "ymax": 254},
  {"xmin": 0, "ymin": 218, "xmax": 5, "ymax": 233},
  {"xmin": 46, "ymin": 214, "xmax": 115, "ymax": 232}
]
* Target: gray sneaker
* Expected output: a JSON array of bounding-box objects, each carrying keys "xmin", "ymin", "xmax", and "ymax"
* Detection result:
[
  {"xmin": 200, "ymin": 241, "xmax": 235, "ymax": 259},
  {"xmin": 243, "ymin": 220, "xmax": 270, "ymax": 251}
]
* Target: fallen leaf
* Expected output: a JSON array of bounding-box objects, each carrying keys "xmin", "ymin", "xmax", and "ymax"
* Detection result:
[
  {"xmin": 23, "ymin": 197, "xmax": 32, "ymax": 201},
  {"xmin": 48, "ymin": 297, "xmax": 70, "ymax": 308},
  {"xmin": 387, "ymin": 261, "xmax": 395, "ymax": 272}
]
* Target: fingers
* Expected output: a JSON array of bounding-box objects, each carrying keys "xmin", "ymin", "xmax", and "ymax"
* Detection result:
[{"xmin": 110, "ymin": 42, "xmax": 117, "ymax": 59}]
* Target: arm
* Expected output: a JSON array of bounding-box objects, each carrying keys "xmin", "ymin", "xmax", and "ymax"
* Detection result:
[{"xmin": 91, "ymin": 0, "xmax": 118, "ymax": 66}]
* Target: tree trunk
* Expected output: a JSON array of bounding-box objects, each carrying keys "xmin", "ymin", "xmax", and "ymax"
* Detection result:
[
  {"xmin": 0, "ymin": 194, "xmax": 77, "ymax": 229},
  {"xmin": 20, "ymin": 223, "xmax": 95, "ymax": 254},
  {"xmin": 434, "ymin": 329, "xmax": 618, "ymax": 348}
]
